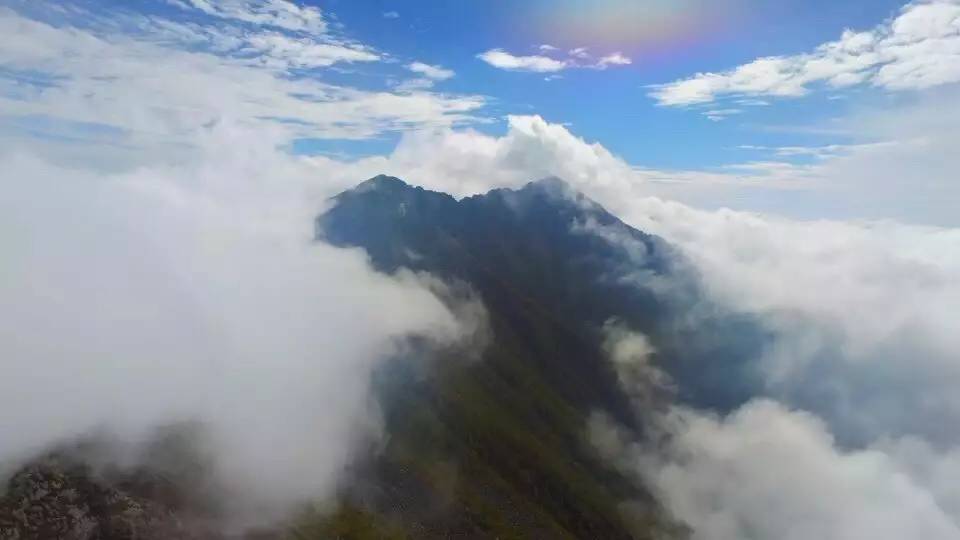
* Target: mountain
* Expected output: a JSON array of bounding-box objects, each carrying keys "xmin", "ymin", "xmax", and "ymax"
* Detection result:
[
  {"xmin": 320, "ymin": 176, "xmax": 764, "ymax": 412},
  {"xmin": 307, "ymin": 176, "xmax": 767, "ymax": 539}
]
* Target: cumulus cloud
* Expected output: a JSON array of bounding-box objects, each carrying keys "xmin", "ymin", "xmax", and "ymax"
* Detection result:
[
  {"xmin": 634, "ymin": 400, "xmax": 960, "ymax": 540},
  {"xmin": 652, "ymin": 0, "xmax": 960, "ymax": 105},
  {"xmin": 368, "ymin": 79, "xmax": 960, "ymax": 225},
  {"xmin": 626, "ymin": 201, "xmax": 960, "ymax": 445},
  {"xmin": 326, "ymin": 114, "xmax": 816, "ymax": 212}
]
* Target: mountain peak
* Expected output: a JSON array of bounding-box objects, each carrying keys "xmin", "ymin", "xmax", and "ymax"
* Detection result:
[
  {"xmin": 524, "ymin": 175, "xmax": 571, "ymax": 190},
  {"xmin": 519, "ymin": 176, "xmax": 576, "ymax": 197},
  {"xmin": 354, "ymin": 174, "xmax": 411, "ymax": 193}
]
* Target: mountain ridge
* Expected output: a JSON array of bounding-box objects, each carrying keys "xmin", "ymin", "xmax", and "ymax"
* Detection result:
[{"xmin": 314, "ymin": 175, "xmax": 681, "ymax": 538}]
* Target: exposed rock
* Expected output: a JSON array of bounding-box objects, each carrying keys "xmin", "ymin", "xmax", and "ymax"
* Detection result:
[{"xmin": 0, "ymin": 457, "xmax": 206, "ymax": 540}]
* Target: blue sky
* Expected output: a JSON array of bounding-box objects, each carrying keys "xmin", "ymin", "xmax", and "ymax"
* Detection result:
[
  {"xmin": 1, "ymin": 0, "xmax": 958, "ymax": 223},
  {"xmin": 304, "ymin": 0, "xmax": 909, "ymax": 165},
  {"xmin": 320, "ymin": 0, "xmax": 907, "ymax": 165}
]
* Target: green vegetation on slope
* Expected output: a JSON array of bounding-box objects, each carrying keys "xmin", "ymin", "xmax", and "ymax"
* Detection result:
[{"xmin": 305, "ymin": 176, "xmax": 686, "ymax": 539}]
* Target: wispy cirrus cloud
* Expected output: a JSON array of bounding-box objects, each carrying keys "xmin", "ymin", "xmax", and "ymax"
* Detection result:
[
  {"xmin": 168, "ymin": 0, "xmax": 328, "ymax": 34},
  {"xmin": 242, "ymin": 32, "xmax": 379, "ymax": 69},
  {"xmin": 739, "ymin": 141, "xmax": 898, "ymax": 160},
  {"xmin": 0, "ymin": 3, "xmax": 485, "ymax": 159},
  {"xmin": 651, "ymin": 0, "xmax": 960, "ymax": 106},
  {"xmin": 703, "ymin": 108, "xmax": 743, "ymax": 121}
]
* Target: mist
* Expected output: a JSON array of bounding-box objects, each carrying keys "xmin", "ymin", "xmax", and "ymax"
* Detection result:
[
  {"xmin": 0, "ymin": 132, "xmax": 479, "ymax": 525},
  {"xmin": 586, "ymin": 201, "xmax": 960, "ymax": 539}
]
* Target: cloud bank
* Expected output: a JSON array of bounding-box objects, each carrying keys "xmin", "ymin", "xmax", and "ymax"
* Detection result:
[
  {"xmin": 638, "ymin": 401, "xmax": 960, "ymax": 540},
  {"xmin": 299, "ymin": 112, "xmax": 960, "ymax": 539}
]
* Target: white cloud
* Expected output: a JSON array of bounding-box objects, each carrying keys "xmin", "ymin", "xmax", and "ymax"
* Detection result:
[
  {"xmin": 477, "ymin": 48, "xmax": 568, "ymax": 72},
  {"xmin": 407, "ymin": 61, "xmax": 455, "ymax": 81},
  {"xmin": 739, "ymin": 142, "xmax": 897, "ymax": 159},
  {"xmin": 243, "ymin": 32, "xmax": 379, "ymax": 69},
  {"xmin": 635, "ymin": 401, "xmax": 960, "ymax": 540},
  {"xmin": 652, "ymin": 0, "xmax": 960, "ymax": 105},
  {"xmin": 0, "ymin": 6, "xmax": 485, "ymax": 153},
  {"xmin": 601, "ymin": 323, "xmax": 673, "ymax": 410},
  {"xmin": 478, "ymin": 47, "xmax": 632, "ymax": 73},
  {"xmin": 382, "ymin": 11, "xmax": 399, "ymax": 19},
  {"xmin": 703, "ymin": 108, "xmax": 742, "ymax": 121},
  {"xmin": 627, "ymin": 200, "xmax": 960, "ymax": 441},
  {"xmin": 334, "ymin": 115, "xmax": 813, "ymax": 210},
  {"xmin": 596, "ymin": 52, "xmax": 632, "ymax": 68},
  {"xmin": 300, "ymin": 99, "xmax": 960, "ymax": 226},
  {"xmin": 391, "ymin": 78, "xmax": 436, "ymax": 93},
  {"xmin": 0, "ymin": 125, "xmax": 481, "ymax": 525}
]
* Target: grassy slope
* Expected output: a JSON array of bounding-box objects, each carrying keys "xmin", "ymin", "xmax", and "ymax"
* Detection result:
[{"xmin": 300, "ymin": 177, "xmax": 682, "ymax": 539}]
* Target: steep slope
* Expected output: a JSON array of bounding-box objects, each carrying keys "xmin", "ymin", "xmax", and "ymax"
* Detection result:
[{"xmin": 309, "ymin": 176, "xmax": 766, "ymax": 539}]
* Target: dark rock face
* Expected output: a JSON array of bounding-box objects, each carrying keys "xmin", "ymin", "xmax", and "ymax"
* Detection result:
[{"xmin": 0, "ymin": 426, "xmax": 248, "ymax": 540}]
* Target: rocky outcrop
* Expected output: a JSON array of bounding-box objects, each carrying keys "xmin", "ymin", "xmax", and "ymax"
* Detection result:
[{"xmin": 0, "ymin": 457, "xmax": 204, "ymax": 540}]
